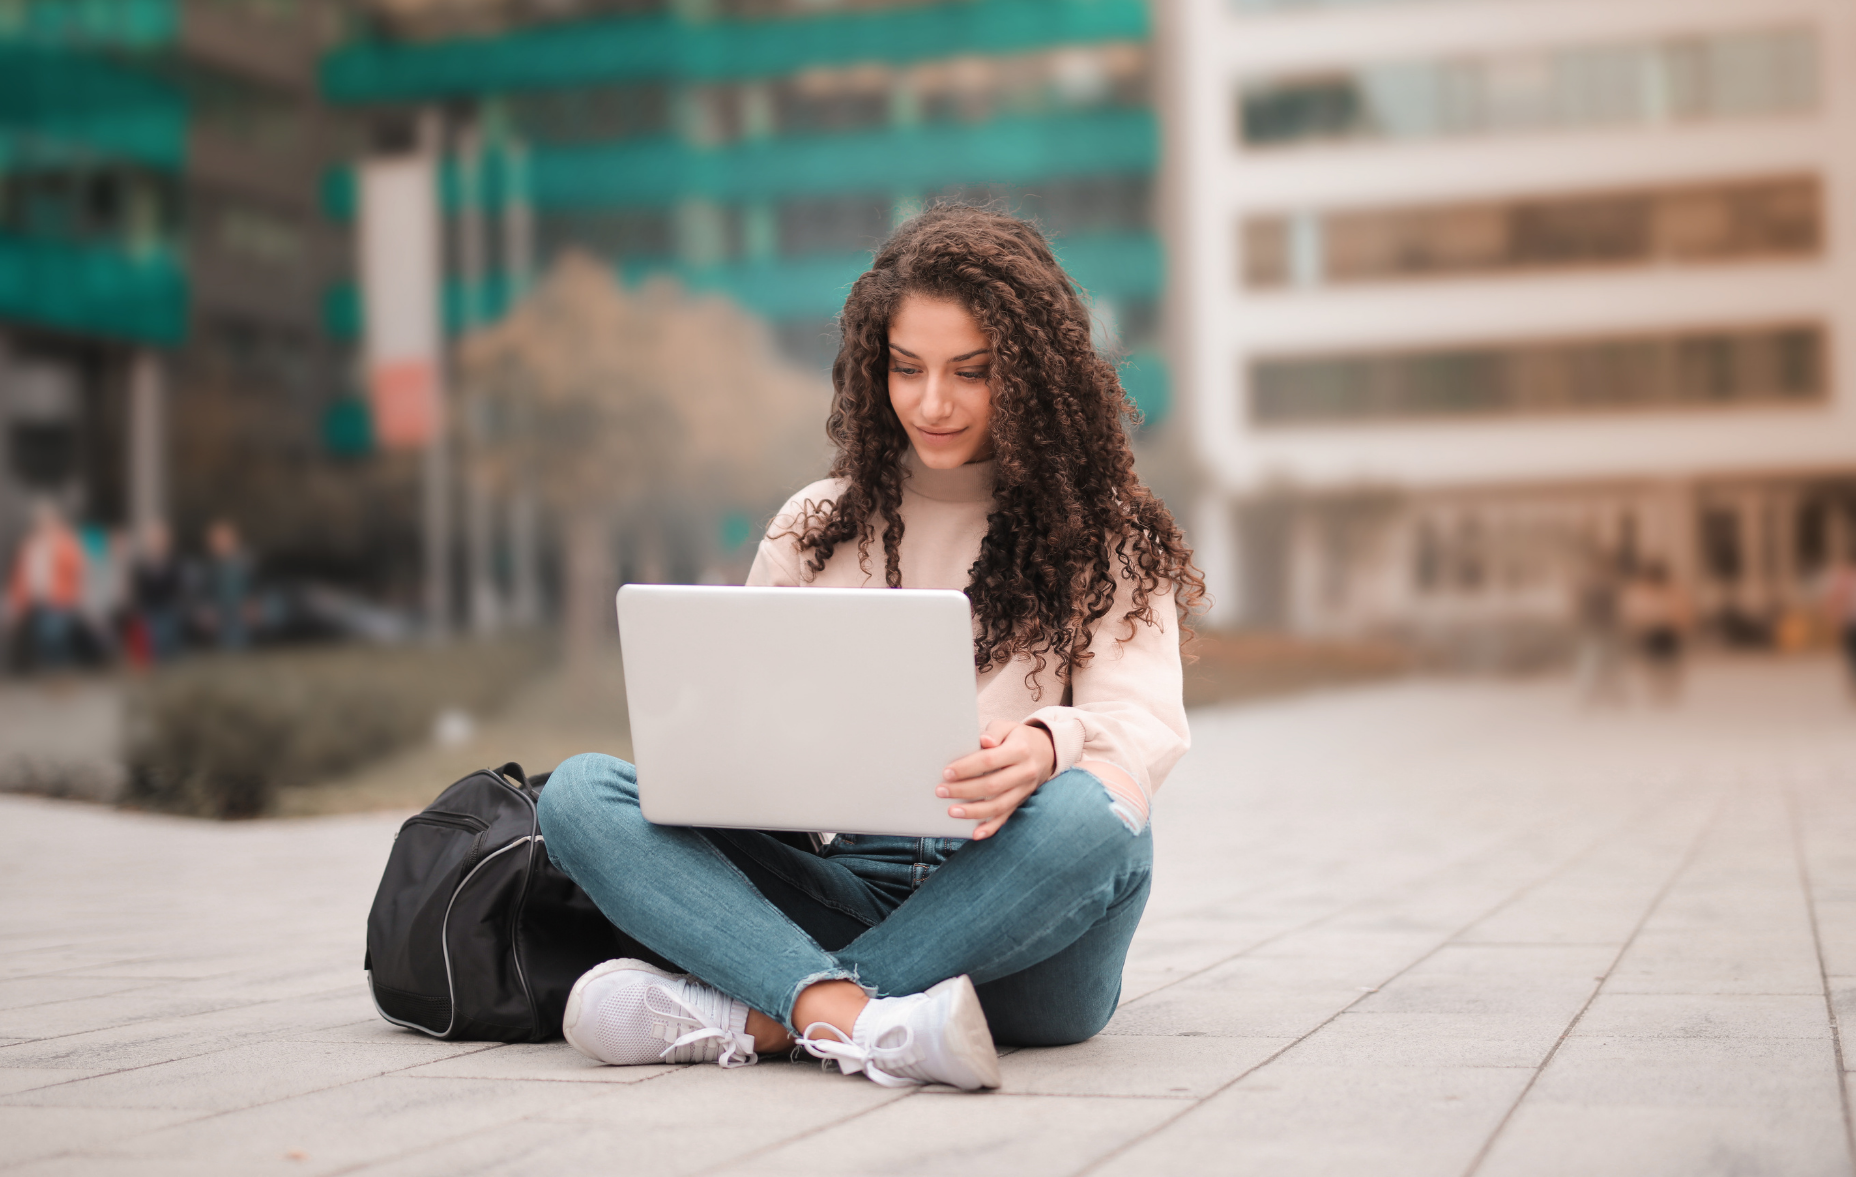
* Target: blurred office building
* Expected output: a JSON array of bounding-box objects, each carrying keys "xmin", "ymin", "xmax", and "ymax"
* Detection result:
[
  {"xmin": 1169, "ymin": 0, "xmax": 1856, "ymax": 657},
  {"xmin": 325, "ymin": 0, "xmax": 1165, "ymax": 398},
  {"xmin": 0, "ymin": 2, "xmax": 359, "ymax": 575}
]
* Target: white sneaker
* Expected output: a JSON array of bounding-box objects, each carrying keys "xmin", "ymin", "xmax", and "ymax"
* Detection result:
[
  {"xmin": 800, "ymin": 975, "xmax": 1001, "ymax": 1090},
  {"xmin": 562, "ymin": 958, "xmax": 758, "ymax": 1068}
]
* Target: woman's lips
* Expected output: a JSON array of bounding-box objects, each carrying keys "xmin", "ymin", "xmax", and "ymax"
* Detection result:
[{"xmin": 917, "ymin": 426, "xmax": 965, "ymax": 440}]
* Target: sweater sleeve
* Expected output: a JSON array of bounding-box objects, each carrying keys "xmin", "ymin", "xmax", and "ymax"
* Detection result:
[{"xmin": 1026, "ymin": 576, "xmax": 1190, "ymax": 804}]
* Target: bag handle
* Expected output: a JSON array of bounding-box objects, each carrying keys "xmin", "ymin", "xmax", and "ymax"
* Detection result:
[{"xmin": 495, "ymin": 761, "xmax": 552, "ymax": 793}]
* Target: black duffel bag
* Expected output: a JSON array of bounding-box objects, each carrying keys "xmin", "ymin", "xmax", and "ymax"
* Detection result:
[{"xmin": 364, "ymin": 762, "xmax": 669, "ymax": 1042}]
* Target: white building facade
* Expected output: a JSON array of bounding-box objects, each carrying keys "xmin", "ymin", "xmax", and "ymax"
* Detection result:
[{"xmin": 1162, "ymin": 0, "xmax": 1856, "ymax": 655}]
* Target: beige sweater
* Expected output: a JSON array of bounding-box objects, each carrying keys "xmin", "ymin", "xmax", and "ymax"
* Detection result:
[{"xmin": 746, "ymin": 450, "xmax": 1190, "ymax": 809}]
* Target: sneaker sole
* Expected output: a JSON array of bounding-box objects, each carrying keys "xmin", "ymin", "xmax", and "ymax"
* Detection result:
[
  {"xmin": 561, "ymin": 957, "xmax": 681, "ymax": 1064},
  {"xmin": 926, "ymin": 974, "xmax": 1002, "ymax": 1090}
]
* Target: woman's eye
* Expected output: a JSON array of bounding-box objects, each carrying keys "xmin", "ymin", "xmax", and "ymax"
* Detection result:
[
  {"xmin": 957, "ymin": 369, "xmax": 990, "ymax": 381},
  {"xmin": 890, "ymin": 363, "xmax": 920, "ymax": 375}
]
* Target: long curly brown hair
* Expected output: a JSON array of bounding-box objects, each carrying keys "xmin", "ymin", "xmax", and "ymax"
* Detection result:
[{"xmin": 786, "ymin": 204, "xmax": 1205, "ymax": 688}]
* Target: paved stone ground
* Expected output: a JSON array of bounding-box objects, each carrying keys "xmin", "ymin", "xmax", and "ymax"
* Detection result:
[{"xmin": 5, "ymin": 655, "xmax": 1856, "ymax": 1176}]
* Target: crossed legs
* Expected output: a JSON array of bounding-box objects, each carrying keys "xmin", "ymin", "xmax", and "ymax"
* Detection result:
[{"xmin": 537, "ymin": 753, "xmax": 1152, "ymax": 1046}]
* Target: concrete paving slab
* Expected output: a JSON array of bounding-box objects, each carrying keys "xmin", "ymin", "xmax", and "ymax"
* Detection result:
[
  {"xmin": 991, "ymin": 1033, "xmax": 1294, "ymax": 1097},
  {"xmin": 341, "ymin": 1060, "xmax": 919, "ymax": 1177},
  {"xmin": 0, "ymin": 977, "xmax": 170, "ymax": 1012},
  {"xmin": 0, "ymin": 1069, "xmax": 109, "ymax": 1097},
  {"xmin": 4, "ymin": 1040, "xmax": 487, "ymax": 1112},
  {"xmin": 1092, "ymin": 1063, "xmax": 1537, "ymax": 1177},
  {"xmin": 0, "ymin": 1105, "xmax": 199, "ymax": 1169},
  {"xmin": 722, "ymin": 1090, "xmax": 1184, "ymax": 1177},
  {"xmin": 1477, "ymin": 1100, "xmax": 1851, "ymax": 1177},
  {"xmin": 398, "ymin": 1043, "xmax": 685, "ymax": 1084},
  {"xmin": 1101, "ymin": 980, "xmax": 1365, "ymax": 1039},
  {"xmin": 1523, "ymin": 1034, "xmax": 1844, "ymax": 1109},
  {"xmin": 1573, "ymin": 993, "xmax": 1834, "ymax": 1040},
  {"xmin": 77, "ymin": 1075, "xmax": 614, "ymax": 1174},
  {"xmin": 1275, "ymin": 1011, "xmax": 1575, "ymax": 1068}
]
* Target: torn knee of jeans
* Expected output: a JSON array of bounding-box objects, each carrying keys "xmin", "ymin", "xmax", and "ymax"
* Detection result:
[{"xmin": 1097, "ymin": 777, "xmax": 1149, "ymax": 835}]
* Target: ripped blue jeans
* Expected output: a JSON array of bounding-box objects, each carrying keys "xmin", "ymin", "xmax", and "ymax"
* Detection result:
[{"xmin": 537, "ymin": 754, "xmax": 1153, "ymax": 1046}]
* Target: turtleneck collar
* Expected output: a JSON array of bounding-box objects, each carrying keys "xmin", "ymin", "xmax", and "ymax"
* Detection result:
[{"xmin": 900, "ymin": 446, "xmax": 996, "ymax": 503}]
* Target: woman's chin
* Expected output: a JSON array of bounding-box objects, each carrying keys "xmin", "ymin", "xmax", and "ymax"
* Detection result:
[{"xmin": 910, "ymin": 438, "xmax": 980, "ymax": 469}]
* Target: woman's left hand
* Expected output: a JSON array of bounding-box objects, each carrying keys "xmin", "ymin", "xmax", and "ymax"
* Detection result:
[{"xmin": 939, "ymin": 719, "xmax": 1057, "ymax": 840}]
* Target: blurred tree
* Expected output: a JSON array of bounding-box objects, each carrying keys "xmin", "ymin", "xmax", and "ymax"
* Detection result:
[{"xmin": 460, "ymin": 251, "xmax": 831, "ymax": 662}]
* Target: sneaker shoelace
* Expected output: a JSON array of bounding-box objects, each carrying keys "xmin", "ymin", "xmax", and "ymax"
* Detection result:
[
  {"xmin": 644, "ymin": 984, "xmax": 758, "ymax": 1069},
  {"xmin": 799, "ymin": 1022, "xmax": 921, "ymax": 1087}
]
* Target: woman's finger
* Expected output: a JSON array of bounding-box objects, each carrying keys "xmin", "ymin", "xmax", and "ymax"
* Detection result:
[
  {"xmin": 948, "ymin": 779, "xmax": 1035, "ymax": 821},
  {"xmin": 944, "ymin": 745, "xmax": 1019, "ymax": 781},
  {"xmin": 938, "ymin": 764, "xmax": 1033, "ymax": 800},
  {"xmin": 941, "ymin": 758, "xmax": 1039, "ymax": 800},
  {"xmin": 970, "ymin": 791, "xmax": 1032, "ymax": 839}
]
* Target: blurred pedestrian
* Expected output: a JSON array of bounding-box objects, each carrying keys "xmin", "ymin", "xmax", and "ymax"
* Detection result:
[
  {"xmin": 75, "ymin": 521, "xmax": 123, "ymax": 665},
  {"xmin": 1623, "ymin": 560, "xmax": 1691, "ymax": 703},
  {"xmin": 1573, "ymin": 548, "xmax": 1624, "ymax": 703},
  {"xmin": 201, "ymin": 518, "xmax": 253, "ymax": 651},
  {"xmin": 5, "ymin": 499, "xmax": 85, "ymax": 672},
  {"xmin": 130, "ymin": 520, "xmax": 185, "ymax": 663},
  {"xmin": 1825, "ymin": 555, "xmax": 1856, "ymax": 694}
]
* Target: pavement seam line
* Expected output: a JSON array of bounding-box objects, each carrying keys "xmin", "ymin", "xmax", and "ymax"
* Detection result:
[
  {"xmin": 0, "ymin": 981, "xmax": 381, "ymax": 1054},
  {"xmin": 319, "ymin": 1061, "xmax": 695, "ymax": 1177},
  {"xmin": 10, "ymin": 1043, "xmax": 587, "ymax": 1172},
  {"xmin": 1457, "ymin": 782, "xmax": 1733, "ymax": 1177},
  {"xmin": 684, "ymin": 1083, "xmax": 922, "ymax": 1177},
  {"xmin": 1784, "ymin": 777, "xmax": 1856, "ymax": 1172},
  {"xmin": 1071, "ymin": 781, "xmax": 1695, "ymax": 1177}
]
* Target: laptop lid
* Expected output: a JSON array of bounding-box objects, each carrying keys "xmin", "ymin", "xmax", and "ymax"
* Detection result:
[{"xmin": 617, "ymin": 584, "xmax": 979, "ymax": 838}]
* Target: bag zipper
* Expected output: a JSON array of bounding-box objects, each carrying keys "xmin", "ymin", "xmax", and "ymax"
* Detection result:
[{"xmin": 403, "ymin": 810, "xmax": 489, "ymax": 835}]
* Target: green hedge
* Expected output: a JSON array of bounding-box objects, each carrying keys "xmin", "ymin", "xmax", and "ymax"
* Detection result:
[{"xmin": 124, "ymin": 637, "xmax": 550, "ymax": 819}]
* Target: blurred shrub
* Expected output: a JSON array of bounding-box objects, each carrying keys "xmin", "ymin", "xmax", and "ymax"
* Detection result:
[
  {"xmin": 1183, "ymin": 630, "xmax": 1409, "ymax": 709},
  {"xmin": 125, "ymin": 637, "xmax": 550, "ymax": 819}
]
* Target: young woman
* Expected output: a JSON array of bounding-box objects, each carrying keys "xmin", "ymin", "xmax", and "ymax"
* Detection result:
[{"xmin": 538, "ymin": 204, "xmax": 1202, "ymax": 1090}]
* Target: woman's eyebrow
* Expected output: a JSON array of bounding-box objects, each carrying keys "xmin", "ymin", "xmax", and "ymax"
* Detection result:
[{"xmin": 887, "ymin": 344, "xmax": 991, "ymax": 361}]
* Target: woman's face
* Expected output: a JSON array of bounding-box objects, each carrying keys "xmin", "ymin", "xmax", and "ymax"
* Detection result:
[{"xmin": 887, "ymin": 293, "xmax": 996, "ymax": 469}]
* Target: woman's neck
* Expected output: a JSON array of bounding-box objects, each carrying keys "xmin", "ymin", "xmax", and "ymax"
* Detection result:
[{"xmin": 901, "ymin": 446, "xmax": 995, "ymax": 503}]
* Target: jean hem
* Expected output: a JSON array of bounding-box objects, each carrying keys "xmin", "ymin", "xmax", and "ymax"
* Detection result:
[{"xmin": 781, "ymin": 966, "xmax": 864, "ymax": 1035}]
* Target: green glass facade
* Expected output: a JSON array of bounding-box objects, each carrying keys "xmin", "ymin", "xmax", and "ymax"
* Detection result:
[
  {"xmin": 320, "ymin": 0, "xmax": 1168, "ymax": 421},
  {"xmin": 0, "ymin": 4, "xmax": 188, "ymax": 345}
]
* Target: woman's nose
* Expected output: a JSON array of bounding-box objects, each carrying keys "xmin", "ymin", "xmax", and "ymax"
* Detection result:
[{"xmin": 920, "ymin": 374, "xmax": 953, "ymax": 421}]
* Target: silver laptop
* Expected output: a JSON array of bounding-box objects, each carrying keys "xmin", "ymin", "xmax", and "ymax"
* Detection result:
[{"xmin": 616, "ymin": 584, "xmax": 979, "ymax": 838}]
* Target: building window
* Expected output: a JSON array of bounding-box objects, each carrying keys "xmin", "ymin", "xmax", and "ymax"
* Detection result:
[
  {"xmin": 1236, "ymin": 0, "xmax": 1469, "ymax": 10},
  {"xmin": 775, "ymin": 317, "xmax": 843, "ymax": 371},
  {"xmin": 778, "ymin": 195, "xmax": 893, "ymax": 257},
  {"xmin": 538, "ymin": 208, "xmax": 675, "ymax": 262},
  {"xmin": 8, "ymin": 421, "xmax": 77, "ymax": 488},
  {"xmin": 928, "ymin": 175, "xmax": 1152, "ymax": 238},
  {"xmin": 1699, "ymin": 506, "xmax": 1743, "ymax": 583},
  {"xmin": 1243, "ymin": 175, "xmax": 1820, "ymax": 287},
  {"xmin": 0, "ymin": 168, "xmax": 180, "ymax": 251},
  {"xmin": 507, "ymin": 82, "xmax": 670, "ymax": 145},
  {"xmin": 366, "ymin": 0, "xmax": 666, "ymax": 40},
  {"xmin": 1250, "ymin": 324, "xmax": 1826, "ymax": 425},
  {"xmin": 214, "ymin": 201, "xmax": 305, "ymax": 269},
  {"xmin": 1240, "ymin": 27, "xmax": 1817, "ymax": 148},
  {"xmin": 662, "ymin": 43, "xmax": 1149, "ymax": 145},
  {"xmin": 774, "ymin": 67, "xmax": 894, "ymax": 135},
  {"xmin": 721, "ymin": 0, "xmax": 938, "ymax": 15}
]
